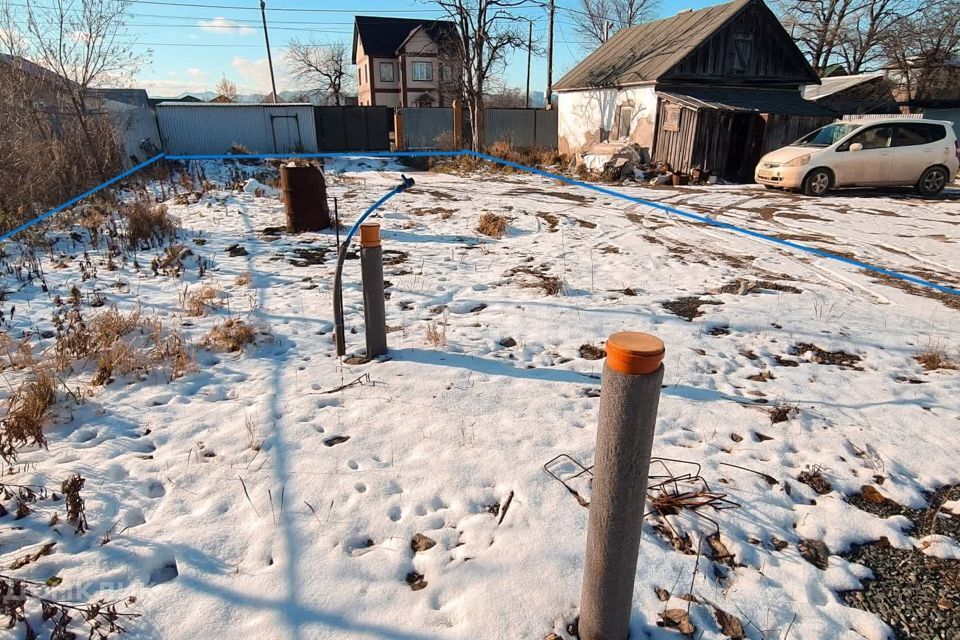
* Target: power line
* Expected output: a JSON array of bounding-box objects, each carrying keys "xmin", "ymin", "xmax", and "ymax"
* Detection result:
[{"xmin": 123, "ymin": 0, "xmax": 440, "ymax": 13}]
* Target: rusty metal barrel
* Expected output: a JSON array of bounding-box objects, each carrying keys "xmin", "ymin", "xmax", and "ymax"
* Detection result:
[{"xmin": 279, "ymin": 164, "xmax": 330, "ymax": 232}]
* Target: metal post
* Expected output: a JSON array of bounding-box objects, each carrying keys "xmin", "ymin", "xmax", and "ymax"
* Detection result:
[
  {"xmin": 333, "ymin": 199, "xmax": 345, "ymax": 356},
  {"xmin": 260, "ymin": 0, "xmax": 278, "ymax": 103},
  {"xmin": 545, "ymin": 0, "xmax": 555, "ymax": 108},
  {"xmin": 525, "ymin": 19, "xmax": 532, "ymax": 109},
  {"xmin": 579, "ymin": 332, "xmax": 666, "ymax": 640},
  {"xmin": 359, "ymin": 223, "xmax": 387, "ymax": 358}
]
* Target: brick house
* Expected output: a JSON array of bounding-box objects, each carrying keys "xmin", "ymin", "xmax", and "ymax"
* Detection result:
[{"xmin": 352, "ymin": 16, "xmax": 460, "ymax": 108}]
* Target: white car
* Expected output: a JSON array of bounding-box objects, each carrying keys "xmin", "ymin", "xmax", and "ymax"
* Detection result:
[{"xmin": 755, "ymin": 118, "xmax": 960, "ymax": 197}]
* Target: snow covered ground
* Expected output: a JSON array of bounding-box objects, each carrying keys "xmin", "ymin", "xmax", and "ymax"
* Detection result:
[{"xmin": 2, "ymin": 159, "xmax": 959, "ymax": 640}]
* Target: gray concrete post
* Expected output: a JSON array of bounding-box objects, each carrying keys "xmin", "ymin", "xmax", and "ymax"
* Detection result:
[
  {"xmin": 579, "ymin": 332, "xmax": 666, "ymax": 640},
  {"xmin": 359, "ymin": 223, "xmax": 387, "ymax": 358}
]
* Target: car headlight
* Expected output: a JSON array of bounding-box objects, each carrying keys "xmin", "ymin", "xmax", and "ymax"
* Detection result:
[{"xmin": 785, "ymin": 154, "xmax": 811, "ymax": 167}]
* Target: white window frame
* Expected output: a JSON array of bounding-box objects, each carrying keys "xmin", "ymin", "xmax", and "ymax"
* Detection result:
[
  {"xmin": 379, "ymin": 62, "xmax": 395, "ymax": 83},
  {"xmin": 412, "ymin": 61, "xmax": 433, "ymax": 82}
]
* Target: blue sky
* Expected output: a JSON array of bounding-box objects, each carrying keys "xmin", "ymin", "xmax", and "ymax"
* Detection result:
[{"xmin": 113, "ymin": 0, "xmax": 718, "ymax": 97}]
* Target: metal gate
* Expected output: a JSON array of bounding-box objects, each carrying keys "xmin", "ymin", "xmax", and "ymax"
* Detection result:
[
  {"xmin": 314, "ymin": 106, "xmax": 392, "ymax": 151},
  {"xmin": 400, "ymin": 108, "xmax": 455, "ymax": 150},
  {"xmin": 270, "ymin": 114, "xmax": 303, "ymax": 153}
]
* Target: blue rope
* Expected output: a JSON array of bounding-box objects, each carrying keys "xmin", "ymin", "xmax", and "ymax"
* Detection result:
[
  {"xmin": 468, "ymin": 150, "xmax": 960, "ymax": 297},
  {"xmin": 2, "ymin": 148, "xmax": 956, "ymax": 298},
  {"xmin": 0, "ymin": 154, "xmax": 165, "ymax": 244}
]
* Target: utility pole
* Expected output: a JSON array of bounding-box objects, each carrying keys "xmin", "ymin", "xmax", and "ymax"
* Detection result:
[
  {"xmin": 260, "ymin": 0, "xmax": 278, "ymax": 102},
  {"xmin": 603, "ymin": 20, "xmax": 611, "ymax": 43},
  {"xmin": 525, "ymin": 18, "xmax": 533, "ymax": 108},
  {"xmin": 545, "ymin": 0, "xmax": 555, "ymax": 108}
]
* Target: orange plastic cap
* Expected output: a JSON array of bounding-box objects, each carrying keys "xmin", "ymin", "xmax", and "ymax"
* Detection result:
[
  {"xmin": 605, "ymin": 332, "xmax": 665, "ymax": 375},
  {"xmin": 360, "ymin": 222, "xmax": 381, "ymax": 248}
]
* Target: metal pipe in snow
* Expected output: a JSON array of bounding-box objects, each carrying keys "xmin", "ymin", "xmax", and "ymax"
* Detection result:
[
  {"xmin": 332, "ymin": 175, "xmax": 415, "ymax": 357},
  {"xmin": 579, "ymin": 332, "xmax": 665, "ymax": 640}
]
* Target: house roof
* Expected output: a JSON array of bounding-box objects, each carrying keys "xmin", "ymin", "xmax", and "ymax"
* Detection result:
[
  {"xmin": 352, "ymin": 16, "xmax": 457, "ymax": 64},
  {"xmin": 659, "ymin": 87, "xmax": 836, "ymax": 116},
  {"xmin": 0, "ymin": 53, "xmax": 75, "ymax": 87},
  {"xmin": 555, "ymin": 0, "xmax": 751, "ymax": 90},
  {"xmin": 802, "ymin": 72, "xmax": 886, "ymax": 101},
  {"xmin": 555, "ymin": 0, "xmax": 815, "ymax": 91},
  {"xmin": 88, "ymin": 88, "xmax": 150, "ymax": 107}
]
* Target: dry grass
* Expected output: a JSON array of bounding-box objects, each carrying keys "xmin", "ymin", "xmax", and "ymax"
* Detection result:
[
  {"xmin": 477, "ymin": 213, "xmax": 508, "ymax": 239},
  {"xmin": 51, "ymin": 306, "xmax": 193, "ymax": 385},
  {"xmin": 184, "ymin": 285, "xmax": 219, "ymax": 317},
  {"xmin": 1, "ymin": 334, "xmax": 36, "ymax": 371},
  {"xmin": 235, "ymin": 271, "xmax": 252, "ymax": 286},
  {"xmin": 203, "ymin": 318, "xmax": 256, "ymax": 352},
  {"xmin": 915, "ymin": 347, "xmax": 957, "ymax": 371},
  {"xmin": 425, "ymin": 318, "xmax": 447, "ymax": 349},
  {"xmin": 123, "ymin": 200, "xmax": 177, "ymax": 249},
  {"xmin": 0, "ymin": 367, "xmax": 55, "ymax": 463}
]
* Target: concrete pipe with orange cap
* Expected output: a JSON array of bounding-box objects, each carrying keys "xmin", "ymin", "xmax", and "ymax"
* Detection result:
[
  {"xmin": 579, "ymin": 332, "xmax": 665, "ymax": 640},
  {"xmin": 360, "ymin": 222, "xmax": 387, "ymax": 358}
]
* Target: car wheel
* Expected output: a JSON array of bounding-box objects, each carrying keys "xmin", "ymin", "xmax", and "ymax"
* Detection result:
[
  {"xmin": 802, "ymin": 168, "xmax": 831, "ymax": 196},
  {"xmin": 763, "ymin": 185, "xmax": 777, "ymax": 190},
  {"xmin": 917, "ymin": 166, "xmax": 948, "ymax": 198}
]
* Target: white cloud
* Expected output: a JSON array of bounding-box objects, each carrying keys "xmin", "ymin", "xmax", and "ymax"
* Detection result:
[
  {"xmin": 230, "ymin": 55, "xmax": 292, "ymax": 94},
  {"xmin": 186, "ymin": 67, "xmax": 209, "ymax": 81},
  {"xmin": 138, "ymin": 67, "xmax": 212, "ymax": 96},
  {"xmin": 198, "ymin": 17, "xmax": 254, "ymax": 36},
  {"xmin": 0, "ymin": 26, "xmax": 26, "ymax": 52}
]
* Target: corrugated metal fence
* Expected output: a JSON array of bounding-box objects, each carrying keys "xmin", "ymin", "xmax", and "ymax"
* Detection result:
[
  {"xmin": 399, "ymin": 107, "xmax": 558, "ymax": 150},
  {"xmin": 157, "ymin": 103, "xmax": 319, "ymax": 155},
  {"xmin": 485, "ymin": 109, "xmax": 558, "ymax": 148},
  {"xmin": 401, "ymin": 108, "xmax": 455, "ymax": 150}
]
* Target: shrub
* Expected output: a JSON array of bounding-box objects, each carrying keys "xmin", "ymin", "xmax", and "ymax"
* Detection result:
[
  {"xmin": 184, "ymin": 285, "xmax": 218, "ymax": 317},
  {"xmin": 915, "ymin": 348, "xmax": 957, "ymax": 371},
  {"xmin": 0, "ymin": 367, "xmax": 55, "ymax": 463},
  {"xmin": 123, "ymin": 200, "xmax": 176, "ymax": 249},
  {"xmin": 477, "ymin": 213, "xmax": 508, "ymax": 239},
  {"xmin": 203, "ymin": 319, "xmax": 256, "ymax": 352}
]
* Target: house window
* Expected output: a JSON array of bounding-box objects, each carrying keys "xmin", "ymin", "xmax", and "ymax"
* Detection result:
[
  {"xmin": 412, "ymin": 61, "xmax": 433, "ymax": 82},
  {"xmin": 379, "ymin": 62, "xmax": 395, "ymax": 83},
  {"xmin": 617, "ymin": 106, "xmax": 633, "ymax": 139},
  {"xmin": 441, "ymin": 63, "xmax": 453, "ymax": 82}
]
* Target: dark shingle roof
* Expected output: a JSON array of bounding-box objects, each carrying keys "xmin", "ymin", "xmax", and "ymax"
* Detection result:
[
  {"xmin": 555, "ymin": 0, "xmax": 753, "ymax": 90},
  {"xmin": 0, "ymin": 52, "xmax": 74, "ymax": 87},
  {"xmin": 659, "ymin": 87, "xmax": 837, "ymax": 116},
  {"xmin": 352, "ymin": 16, "xmax": 457, "ymax": 63}
]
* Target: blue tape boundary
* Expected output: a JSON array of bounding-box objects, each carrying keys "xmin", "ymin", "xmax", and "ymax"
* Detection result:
[{"xmin": 3, "ymin": 149, "xmax": 958, "ymax": 297}]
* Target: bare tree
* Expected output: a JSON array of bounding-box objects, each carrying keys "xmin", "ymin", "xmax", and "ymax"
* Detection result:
[
  {"xmin": 836, "ymin": 0, "xmax": 919, "ymax": 73},
  {"xmin": 285, "ymin": 40, "xmax": 354, "ymax": 105},
  {"xmin": 881, "ymin": 0, "xmax": 960, "ymax": 102},
  {"xmin": 215, "ymin": 75, "xmax": 238, "ymax": 100},
  {"xmin": 22, "ymin": 0, "xmax": 146, "ymax": 179},
  {"xmin": 778, "ymin": 0, "xmax": 862, "ymax": 73},
  {"xmin": 485, "ymin": 85, "xmax": 526, "ymax": 107},
  {"xmin": 433, "ymin": 0, "xmax": 531, "ymax": 150},
  {"xmin": 573, "ymin": 0, "xmax": 658, "ymax": 47}
]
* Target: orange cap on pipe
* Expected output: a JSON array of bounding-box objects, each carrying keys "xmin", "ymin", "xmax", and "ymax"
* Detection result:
[
  {"xmin": 360, "ymin": 222, "xmax": 381, "ymax": 248},
  {"xmin": 605, "ymin": 332, "xmax": 665, "ymax": 375}
]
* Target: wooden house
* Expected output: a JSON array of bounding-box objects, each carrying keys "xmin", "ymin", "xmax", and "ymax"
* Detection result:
[{"xmin": 555, "ymin": 0, "xmax": 836, "ymax": 181}]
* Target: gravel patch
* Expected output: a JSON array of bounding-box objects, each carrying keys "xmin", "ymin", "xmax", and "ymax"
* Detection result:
[
  {"xmin": 848, "ymin": 485, "xmax": 960, "ymax": 543},
  {"xmin": 841, "ymin": 538, "xmax": 959, "ymax": 640}
]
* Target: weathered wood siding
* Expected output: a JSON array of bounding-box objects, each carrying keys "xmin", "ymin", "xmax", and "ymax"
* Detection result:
[
  {"xmin": 652, "ymin": 99, "xmax": 698, "ymax": 173},
  {"xmin": 661, "ymin": 2, "xmax": 813, "ymax": 86},
  {"xmin": 762, "ymin": 114, "xmax": 834, "ymax": 152}
]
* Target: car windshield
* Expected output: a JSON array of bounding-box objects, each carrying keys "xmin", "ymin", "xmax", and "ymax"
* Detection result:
[{"xmin": 794, "ymin": 123, "xmax": 862, "ymax": 147}]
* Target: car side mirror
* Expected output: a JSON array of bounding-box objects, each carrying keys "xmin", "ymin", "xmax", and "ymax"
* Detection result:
[{"xmin": 849, "ymin": 142, "xmax": 863, "ymax": 152}]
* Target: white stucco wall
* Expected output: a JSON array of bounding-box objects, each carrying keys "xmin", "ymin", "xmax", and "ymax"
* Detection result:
[{"xmin": 558, "ymin": 85, "xmax": 658, "ymax": 155}]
